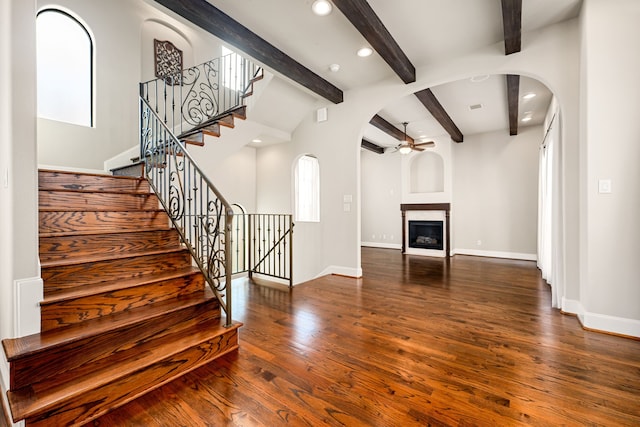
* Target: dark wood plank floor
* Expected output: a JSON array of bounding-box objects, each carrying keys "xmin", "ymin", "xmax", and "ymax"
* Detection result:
[{"xmin": 89, "ymin": 248, "xmax": 640, "ymax": 426}]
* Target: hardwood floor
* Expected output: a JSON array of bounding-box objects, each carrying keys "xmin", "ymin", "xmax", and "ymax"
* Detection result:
[{"xmin": 89, "ymin": 248, "xmax": 640, "ymax": 426}]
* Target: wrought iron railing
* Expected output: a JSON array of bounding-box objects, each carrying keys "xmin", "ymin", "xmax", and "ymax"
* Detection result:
[
  {"xmin": 139, "ymin": 96, "xmax": 234, "ymax": 326},
  {"xmin": 231, "ymin": 213, "xmax": 294, "ymax": 287},
  {"xmin": 140, "ymin": 52, "xmax": 262, "ymax": 138}
]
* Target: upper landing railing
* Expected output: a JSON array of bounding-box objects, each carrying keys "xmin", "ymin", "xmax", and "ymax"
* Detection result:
[{"xmin": 140, "ymin": 52, "xmax": 262, "ymax": 138}]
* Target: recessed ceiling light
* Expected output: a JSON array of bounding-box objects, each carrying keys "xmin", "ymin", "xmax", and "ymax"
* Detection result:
[
  {"xmin": 523, "ymin": 93, "xmax": 536, "ymax": 99},
  {"xmin": 311, "ymin": 0, "xmax": 332, "ymax": 16},
  {"xmin": 328, "ymin": 63, "xmax": 340, "ymax": 72},
  {"xmin": 521, "ymin": 116, "xmax": 532, "ymax": 122},
  {"xmin": 252, "ymin": 138, "xmax": 262, "ymax": 143},
  {"xmin": 357, "ymin": 47, "xmax": 373, "ymax": 57}
]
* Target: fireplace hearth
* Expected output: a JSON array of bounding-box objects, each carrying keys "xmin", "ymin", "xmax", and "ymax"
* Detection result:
[{"xmin": 408, "ymin": 221, "xmax": 443, "ymax": 250}]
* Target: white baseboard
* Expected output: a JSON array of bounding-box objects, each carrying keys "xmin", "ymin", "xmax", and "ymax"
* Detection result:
[
  {"xmin": 14, "ymin": 276, "xmax": 43, "ymax": 337},
  {"xmin": 452, "ymin": 248, "xmax": 537, "ymax": 261},
  {"xmin": 315, "ymin": 265, "xmax": 363, "ymax": 279},
  {"xmin": 361, "ymin": 242, "xmax": 402, "ymax": 250},
  {"xmin": 562, "ymin": 298, "xmax": 640, "ymax": 338}
]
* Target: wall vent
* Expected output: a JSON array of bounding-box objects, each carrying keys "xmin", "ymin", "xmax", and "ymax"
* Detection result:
[{"xmin": 469, "ymin": 103, "xmax": 483, "ymax": 110}]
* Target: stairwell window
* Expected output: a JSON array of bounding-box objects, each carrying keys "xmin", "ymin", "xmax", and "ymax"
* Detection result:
[
  {"xmin": 221, "ymin": 46, "xmax": 244, "ymax": 91},
  {"xmin": 294, "ymin": 155, "xmax": 320, "ymax": 222},
  {"xmin": 36, "ymin": 9, "xmax": 93, "ymax": 127}
]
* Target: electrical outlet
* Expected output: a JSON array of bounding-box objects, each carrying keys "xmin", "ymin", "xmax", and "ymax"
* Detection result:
[
  {"xmin": 382, "ymin": 234, "xmax": 386, "ymax": 240},
  {"xmin": 476, "ymin": 240, "xmax": 482, "ymax": 246},
  {"xmin": 372, "ymin": 234, "xmax": 375, "ymax": 240}
]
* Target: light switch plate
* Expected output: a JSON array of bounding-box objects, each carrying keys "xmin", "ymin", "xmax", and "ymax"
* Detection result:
[{"xmin": 598, "ymin": 179, "xmax": 612, "ymax": 194}]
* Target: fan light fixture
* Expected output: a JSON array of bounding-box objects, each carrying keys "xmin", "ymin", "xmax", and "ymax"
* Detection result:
[
  {"xmin": 399, "ymin": 122, "xmax": 412, "ymax": 154},
  {"xmin": 399, "ymin": 145, "xmax": 412, "ymax": 154},
  {"xmin": 312, "ymin": 0, "xmax": 332, "ymax": 16}
]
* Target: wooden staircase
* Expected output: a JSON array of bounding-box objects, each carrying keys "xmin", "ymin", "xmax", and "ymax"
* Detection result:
[
  {"xmin": 177, "ymin": 104, "xmax": 247, "ymax": 146},
  {"xmin": 171, "ymin": 67, "xmax": 262, "ymax": 147},
  {"xmin": 1, "ymin": 170, "xmax": 241, "ymax": 426}
]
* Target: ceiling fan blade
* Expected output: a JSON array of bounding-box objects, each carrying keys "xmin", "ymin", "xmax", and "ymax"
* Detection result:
[
  {"xmin": 413, "ymin": 141, "xmax": 435, "ymax": 147},
  {"xmin": 412, "ymin": 146, "xmax": 425, "ymax": 152}
]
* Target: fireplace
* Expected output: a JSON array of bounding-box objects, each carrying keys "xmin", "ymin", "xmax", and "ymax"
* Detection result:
[
  {"xmin": 408, "ymin": 221, "xmax": 443, "ymax": 250},
  {"xmin": 401, "ymin": 203, "xmax": 450, "ymax": 258}
]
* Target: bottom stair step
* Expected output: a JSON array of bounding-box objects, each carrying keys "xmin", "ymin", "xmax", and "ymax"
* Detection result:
[{"xmin": 8, "ymin": 319, "xmax": 242, "ymax": 426}]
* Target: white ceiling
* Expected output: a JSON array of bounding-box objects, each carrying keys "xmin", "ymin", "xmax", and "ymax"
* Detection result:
[{"xmin": 209, "ymin": 0, "xmax": 582, "ymax": 146}]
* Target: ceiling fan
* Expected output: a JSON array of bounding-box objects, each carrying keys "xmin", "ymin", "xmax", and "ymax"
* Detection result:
[{"xmin": 396, "ymin": 122, "xmax": 435, "ymax": 154}]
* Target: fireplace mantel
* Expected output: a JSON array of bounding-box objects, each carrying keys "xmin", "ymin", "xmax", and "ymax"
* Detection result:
[{"xmin": 400, "ymin": 203, "xmax": 450, "ymax": 257}]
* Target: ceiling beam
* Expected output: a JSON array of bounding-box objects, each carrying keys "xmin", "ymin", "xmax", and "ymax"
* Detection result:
[
  {"xmin": 152, "ymin": 0, "xmax": 344, "ymax": 104},
  {"xmin": 414, "ymin": 89, "xmax": 464, "ymax": 143},
  {"xmin": 361, "ymin": 139, "xmax": 385, "ymax": 154},
  {"xmin": 506, "ymin": 74, "xmax": 520, "ymax": 136},
  {"xmin": 332, "ymin": 0, "xmax": 415, "ymax": 84},
  {"xmin": 501, "ymin": 0, "xmax": 522, "ymax": 55},
  {"xmin": 369, "ymin": 115, "xmax": 414, "ymax": 144}
]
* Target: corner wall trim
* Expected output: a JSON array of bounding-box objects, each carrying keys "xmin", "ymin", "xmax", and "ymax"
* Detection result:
[
  {"xmin": 315, "ymin": 265, "xmax": 362, "ymax": 279},
  {"xmin": 561, "ymin": 298, "xmax": 640, "ymax": 339},
  {"xmin": 14, "ymin": 276, "xmax": 43, "ymax": 337}
]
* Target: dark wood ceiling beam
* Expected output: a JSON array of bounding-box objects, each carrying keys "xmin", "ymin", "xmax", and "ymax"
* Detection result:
[
  {"xmin": 361, "ymin": 139, "xmax": 385, "ymax": 154},
  {"xmin": 501, "ymin": 0, "xmax": 522, "ymax": 55},
  {"xmin": 369, "ymin": 115, "xmax": 414, "ymax": 144},
  {"xmin": 506, "ymin": 74, "xmax": 520, "ymax": 136},
  {"xmin": 152, "ymin": 0, "xmax": 343, "ymax": 104},
  {"xmin": 414, "ymin": 89, "xmax": 464, "ymax": 143},
  {"xmin": 332, "ymin": 0, "xmax": 415, "ymax": 84}
]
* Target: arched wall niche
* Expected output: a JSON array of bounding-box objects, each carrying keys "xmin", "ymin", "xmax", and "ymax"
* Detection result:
[{"xmin": 409, "ymin": 151, "xmax": 445, "ymax": 194}]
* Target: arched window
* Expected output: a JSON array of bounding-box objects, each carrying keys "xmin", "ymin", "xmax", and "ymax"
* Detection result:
[
  {"xmin": 36, "ymin": 9, "xmax": 93, "ymax": 127},
  {"xmin": 294, "ymin": 155, "xmax": 320, "ymax": 222}
]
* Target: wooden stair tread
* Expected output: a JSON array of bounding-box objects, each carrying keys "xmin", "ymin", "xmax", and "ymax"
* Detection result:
[
  {"xmin": 40, "ymin": 267, "xmax": 201, "ymax": 305},
  {"xmin": 40, "ymin": 246, "xmax": 188, "ymax": 269},
  {"xmin": 39, "ymin": 210, "xmax": 168, "ymax": 235},
  {"xmin": 39, "ymin": 170, "xmax": 150, "ymax": 194},
  {"xmin": 177, "ymin": 105, "xmax": 247, "ymax": 141},
  {"xmin": 39, "ymin": 229, "xmax": 181, "ymax": 263},
  {"xmin": 7, "ymin": 319, "xmax": 241, "ymax": 423},
  {"xmin": 2, "ymin": 288, "xmax": 219, "ymax": 362},
  {"xmin": 39, "ymin": 169, "xmax": 144, "ymax": 181},
  {"xmin": 39, "ymin": 226, "xmax": 174, "ymax": 239},
  {"xmin": 39, "ymin": 188, "xmax": 152, "ymax": 196}
]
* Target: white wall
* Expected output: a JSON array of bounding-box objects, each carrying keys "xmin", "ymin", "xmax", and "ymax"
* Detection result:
[
  {"xmin": 578, "ymin": 0, "xmax": 640, "ymax": 336},
  {"xmin": 195, "ymin": 146, "xmax": 257, "ymax": 213},
  {"xmin": 1, "ymin": 0, "xmax": 40, "ymax": 415},
  {"xmin": 360, "ymin": 149, "xmax": 402, "ymax": 249},
  {"xmin": 452, "ymin": 126, "xmax": 541, "ymax": 259}
]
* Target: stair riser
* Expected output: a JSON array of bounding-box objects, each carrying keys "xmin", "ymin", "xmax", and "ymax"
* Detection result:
[
  {"xmin": 24, "ymin": 327, "xmax": 239, "ymax": 427},
  {"xmin": 39, "ymin": 171, "xmax": 150, "ymax": 193},
  {"xmin": 40, "ymin": 273, "xmax": 205, "ymax": 331},
  {"xmin": 39, "ymin": 211, "xmax": 169, "ymax": 235},
  {"xmin": 9, "ymin": 299, "xmax": 221, "ymax": 390},
  {"xmin": 39, "ymin": 191, "xmax": 159, "ymax": 212},
  {"xmin": 39, "ymin": 230, "xmax": 181, "ymax": 263},
  {"xmin": 42, "ymin": 251, "xmax": 193, "ymax": 293}
]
